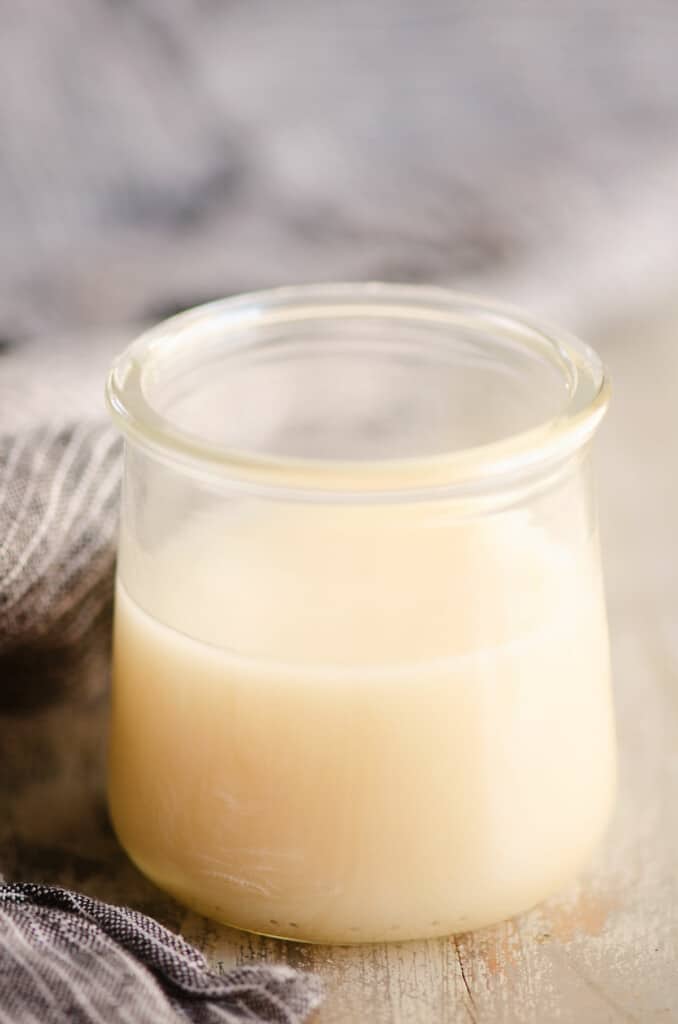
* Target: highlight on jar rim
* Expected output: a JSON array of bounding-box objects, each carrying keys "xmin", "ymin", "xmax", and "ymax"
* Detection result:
[{"xmin": 106, "ymin": 282, "xmax": 610, "ymax": 495}]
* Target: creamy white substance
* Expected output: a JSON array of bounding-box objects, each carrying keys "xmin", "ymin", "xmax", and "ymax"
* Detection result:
[{"xmin": 109, "ymin": 506, "xmax": 616, "ymax": 943}]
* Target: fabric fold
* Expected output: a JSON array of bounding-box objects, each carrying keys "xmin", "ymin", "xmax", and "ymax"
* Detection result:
[{"xmin": 0, "ymin": 884, "xmax": 323, "ymax": 1023}]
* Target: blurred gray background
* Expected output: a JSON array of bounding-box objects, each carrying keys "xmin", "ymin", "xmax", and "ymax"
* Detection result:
[{"xmin": 2, "ymin": 0, "xmax": 678, "ymax": 342}]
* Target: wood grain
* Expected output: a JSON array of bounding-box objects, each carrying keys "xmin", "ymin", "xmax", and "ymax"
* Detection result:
[{"xmin": 1, "ymin": 301, "xmax": 677, "ymax": 1021}]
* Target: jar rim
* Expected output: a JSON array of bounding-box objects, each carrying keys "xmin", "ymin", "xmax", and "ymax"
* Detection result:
[{"xmin": 105, "ymin": 282, "xmax": 609, "ymax": 498}]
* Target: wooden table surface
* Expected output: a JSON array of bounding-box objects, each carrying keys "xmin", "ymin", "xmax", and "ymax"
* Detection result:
[{"xmin": 1, "ymin": 299, "xmax": 677, "ymax": 1022}]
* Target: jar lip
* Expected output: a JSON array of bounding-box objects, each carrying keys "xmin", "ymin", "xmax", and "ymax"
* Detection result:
[{"xmin": 105, "ymin": 282, "xmax": 610, "ymax": 497}]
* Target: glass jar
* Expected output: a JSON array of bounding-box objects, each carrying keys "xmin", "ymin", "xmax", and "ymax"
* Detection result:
[{"xmin": 106, "ymin": 283, "xmax": 615, "ymax": 944}]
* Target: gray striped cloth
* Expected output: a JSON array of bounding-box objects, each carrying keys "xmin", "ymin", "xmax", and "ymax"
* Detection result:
[
  {"xmin": 0, "ymin": 884, "xmax": 322, "ymax": 1023},
  {"xmin": 0, "ymin": 423, "xmax": 120, "ymax": 659},
  {"xmin": 0, "ymin": 424, "xmax": 322, "ymax": 1022}
]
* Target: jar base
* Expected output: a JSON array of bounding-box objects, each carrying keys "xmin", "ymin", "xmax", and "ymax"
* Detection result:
[{"xmin": 114, "ymin": 834, "xmax": 611, "ymax": 946}]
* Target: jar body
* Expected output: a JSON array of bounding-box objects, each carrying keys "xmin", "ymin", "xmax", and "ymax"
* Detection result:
[{"xmin": 108, "ymin": 446, "xmax": 615, "ymax": 943}]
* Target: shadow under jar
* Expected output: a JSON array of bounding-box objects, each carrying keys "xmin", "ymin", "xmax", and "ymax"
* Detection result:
[{"xmin": 106, "ymin": 283, "xmax": 616, "ymax": 944}]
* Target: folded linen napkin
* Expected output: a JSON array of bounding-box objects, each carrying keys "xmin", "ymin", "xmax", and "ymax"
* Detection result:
[
  {"xmin": 0, "ymin": 422, "xmax": 120, "ymax": 658},
  {"xmin": 0, "ymin": 423, "xmax": 323, "ymax": 1022},
  {"xmin": 0, "ymin": 884, "xmax": 323, "ymax": 1023}
]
